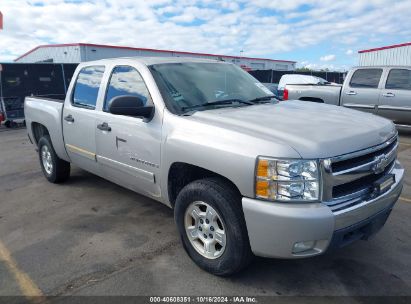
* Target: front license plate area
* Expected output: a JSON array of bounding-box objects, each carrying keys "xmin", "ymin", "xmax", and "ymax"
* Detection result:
[{"xmin": 373, "ymin": 174, "xmax": 395, "ymax": 196}]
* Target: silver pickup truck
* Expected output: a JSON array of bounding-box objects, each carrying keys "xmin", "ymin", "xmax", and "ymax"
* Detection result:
[
  {"xmin": 25, "ymin": 58, "xmax": 404, "ymax": 275},
  {"xmin": 285, "ymin": 66, "xmax": 411, "ymax": 127}
]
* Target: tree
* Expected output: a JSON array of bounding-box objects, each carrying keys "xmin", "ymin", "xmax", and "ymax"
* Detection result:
[{"xmin": 295, "ymin": 67, "xmax": 312, "ymax": 72}]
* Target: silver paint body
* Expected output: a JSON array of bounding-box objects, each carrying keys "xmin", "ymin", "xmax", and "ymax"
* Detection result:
[
  {"xmin": 24, "ymin": 57, "xmax": 403, "ymax": 259},
  {"xmin": 286, "ymin": 66, "xmax": 411, "ymax": 127}
]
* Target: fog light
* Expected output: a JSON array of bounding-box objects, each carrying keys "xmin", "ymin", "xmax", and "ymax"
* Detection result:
[{"xmin": 293, "ymin": 241, "xmax": 316, "ymax": 254}]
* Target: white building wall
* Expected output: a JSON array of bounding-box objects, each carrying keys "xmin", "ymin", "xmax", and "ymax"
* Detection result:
[
  {"xmin": 359, "ymin": 45, "xmax": 411, "ymax": 66},
  {"xmin": 16, "ymin": 44, "xmax": 296, "ymax": 71},
  {"xmin": 15, "ymin": 45, "xmax": 82, "ymax": 63},
  {"xmin": 82, "ymin": 46, "xmax": 295, "ymax": 70}
]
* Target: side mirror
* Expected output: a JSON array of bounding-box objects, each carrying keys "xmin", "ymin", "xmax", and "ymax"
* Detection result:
[{"xmin": 108, "ymin": 95, "xmax": 154, "ymax": 121}]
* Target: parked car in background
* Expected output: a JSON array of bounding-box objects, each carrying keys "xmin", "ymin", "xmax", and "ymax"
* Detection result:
[
  {"xmin": 278, "ymin": 74, "xmax": 333, "ymax": 100},
  {"xmin": 25, "ymin": 58, "xmax": 403, "ymax": 275},
  {"xmin": 284, "ymin": 66, "xmax": 411, "ymax": 127}
]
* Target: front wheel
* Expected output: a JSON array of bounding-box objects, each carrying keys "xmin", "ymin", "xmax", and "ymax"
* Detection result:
[
  {"xmin": 175, "ymin": 178, "xmax": 253, "ymax": 276},
  {"xmin": 38, "ymin": 135, "xmax": 70, "ymax": 183}
]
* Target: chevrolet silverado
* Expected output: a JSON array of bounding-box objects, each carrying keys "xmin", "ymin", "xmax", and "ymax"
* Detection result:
[{"xmin": 25, "ymin": 58, "xmax": 404, "ymax": 275}]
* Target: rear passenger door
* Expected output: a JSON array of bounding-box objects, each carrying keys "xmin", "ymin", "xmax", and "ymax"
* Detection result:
[
  {"xmin": 378, "ymin": 68, "xmax": 411, "ymax": 126},
  {"xmin": 94, "ymin": 65, "xmax": 162, "ymax": 198},
  {"xmin": 341, "ymin": 68, "xmax": 383, "ymax": 114},
  {"xmin": 63, "ymin": 65, "xmax": 105, "ymax": 175}
]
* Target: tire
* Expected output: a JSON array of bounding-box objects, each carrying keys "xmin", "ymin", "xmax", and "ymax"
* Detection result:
[
  {"xmin": 175, "ymin": 178, "xmax": 253, "ymax": 276},
  {"xmin": 5, "ymin": 121, "xmax": 11, "ymax": 128},
  {"xmin": 38, "ymin": 135, "xmax": 70, "ymax": 183}
]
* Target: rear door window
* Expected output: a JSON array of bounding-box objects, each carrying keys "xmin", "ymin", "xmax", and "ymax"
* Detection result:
[
  {"xmin": 385, "ymin": 69, "xmax": 411, "ymax": 90},
  {"xmin": 349, "ymin": 69, "xmax": 382, "ymax": 88},
  {"xmin": 72, "ymin": 66, "xmax": 105, "ymax": 109}
]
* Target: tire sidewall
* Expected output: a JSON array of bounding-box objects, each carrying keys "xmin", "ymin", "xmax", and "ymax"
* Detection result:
[
  {"xmin": 175, "ymin": 180, "xmax": 249, "ymax": 275},
  {"xmin": 38, "ymin": 136, "xmax": 58, "ymax": 182}
]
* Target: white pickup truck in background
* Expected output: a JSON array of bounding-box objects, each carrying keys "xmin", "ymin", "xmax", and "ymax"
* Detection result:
[{"xmin": 284, "ymin": 66, "xmax": 411, "ymax": 127}]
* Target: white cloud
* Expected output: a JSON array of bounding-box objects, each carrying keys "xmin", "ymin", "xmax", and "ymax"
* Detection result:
[
  {"xmin": 298, "ymin": 62, "xmax": 348, "ymax": 72},
  {"xmin": 346, "ymin": 49, "xmax": 354, "ymax": 55},
  {"xmin": 320, "ymin": 54, "xmax": 336, "ymax": 62},
  {"xmin": 168, "ymin": 6, "xmax": 220, "ymax": 23},
  {"xmin": 0, "ymin": 0, "xmax": 410, "ymax": 68}
]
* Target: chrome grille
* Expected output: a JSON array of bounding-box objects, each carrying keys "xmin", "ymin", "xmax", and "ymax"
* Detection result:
[{"xmin": 321, "ymin": 134, "xmax": 398, "ymax": 212}]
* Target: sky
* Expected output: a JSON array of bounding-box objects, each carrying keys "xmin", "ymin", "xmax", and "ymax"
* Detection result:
[{"xmin": 0, "ymin": 0, "xmax": 411, "ymax": 71}]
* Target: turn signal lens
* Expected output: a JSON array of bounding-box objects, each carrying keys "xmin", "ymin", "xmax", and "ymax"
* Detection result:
[
  {"xmin": 256, "ymin": 180, "xmax": 269, "ymax": 198},
  {"xmin": 257, "ymin": 159, "xmax": 269, "ymax": 177}
]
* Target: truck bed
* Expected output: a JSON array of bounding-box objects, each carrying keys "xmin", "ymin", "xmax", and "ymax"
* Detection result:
[
  {"xmin": 28, "ymin": 94, "xmax": 66, "ymax": 102},
  {"xmin": 286, "ymin": 84, "xmax": 342, "ymax": 105},
  {"xmin": 24, "ymin": 96, "xmax": 69, "ymax": 162}
]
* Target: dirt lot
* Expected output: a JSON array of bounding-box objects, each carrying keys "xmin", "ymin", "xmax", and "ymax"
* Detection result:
[{"xmin": 0, "ymin": 127, "xmax": 410, "ymax": 298}]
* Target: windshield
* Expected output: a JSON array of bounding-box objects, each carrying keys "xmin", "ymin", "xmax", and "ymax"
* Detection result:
[{"xmin": 149, "ymin": 62, "xmax": 275, "ymax": 114}]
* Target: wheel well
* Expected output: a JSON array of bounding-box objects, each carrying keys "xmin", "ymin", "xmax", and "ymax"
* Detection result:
[
  {"xmin": 299, "ymin": 97, "xmax": 324, "ymax": 103},
  {"xmin": 32, "ymin": 122, "xmax": 50, "ymax": 145},
  {"xmin": 168, "ymin": 162, "xmax": 241, "ymax": 207}
]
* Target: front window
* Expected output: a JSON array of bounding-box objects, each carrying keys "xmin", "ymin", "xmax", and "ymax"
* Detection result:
[
  {"xmin": 386, "ymin": 69, "xmax": 411, "ymax": 90},
  {"xmin": 104, "ymin": 66, "xmax": 152, "ymax": 112},
  {"xmin": 149, "ymin": 62, "xmax": 275, "ymax": 114}
]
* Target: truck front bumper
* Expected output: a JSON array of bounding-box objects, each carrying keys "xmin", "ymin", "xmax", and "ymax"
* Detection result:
[{"xmin": 242, "ymin": 162, "xmax": 404, "ymax": 258}]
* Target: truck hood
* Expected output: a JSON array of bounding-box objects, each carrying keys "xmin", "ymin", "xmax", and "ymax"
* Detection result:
[{"xmin": 188, "ymin": 100, "xmax": 396, "ymax": 159}]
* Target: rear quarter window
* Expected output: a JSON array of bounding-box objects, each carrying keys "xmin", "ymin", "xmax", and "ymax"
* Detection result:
[
  {"xmin": 349, "ymin": 69, "xmax": 382, "ymax": 88},
  {"xmin": 385, "ymin": 69, "xmax": 411, "ymax": 90},
  {"xmin": 72, "ymin": 66, "xmax": 105, "ymax": 109}
]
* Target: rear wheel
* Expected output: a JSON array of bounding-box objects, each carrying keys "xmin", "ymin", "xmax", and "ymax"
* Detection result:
[
  {"xmin": 175, "ymin": 178, "xmax": 253, "ymax": 276},
  {"xmin": 38, "ymin": 135, "xmax": 70, "ymax": 183}
]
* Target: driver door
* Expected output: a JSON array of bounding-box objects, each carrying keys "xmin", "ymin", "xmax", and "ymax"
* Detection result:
[{"xmin": 94, "ymin": 65, "xmax": 162, "ymax": 198}]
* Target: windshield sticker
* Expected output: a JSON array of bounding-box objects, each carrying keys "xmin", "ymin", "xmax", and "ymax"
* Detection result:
[{"xmin": 255, "ymin": 83, "xmax": 273, "ymax": 95}]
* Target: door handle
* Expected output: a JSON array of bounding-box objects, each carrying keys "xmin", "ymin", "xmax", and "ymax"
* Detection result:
[
  {"xmin": 382, "ymin": 92, "xmax": 395, "ymax": 97},
  {"xmin": 97, "ymin": 122, "xmax": 111, "ymax": 132},
  {"xmin": 346, "ymin": 91, "xmax": 357, "ymax": 96},
  {"xmin": 64, "ymin": 114, "xmax": 74, "ymax": 122}
]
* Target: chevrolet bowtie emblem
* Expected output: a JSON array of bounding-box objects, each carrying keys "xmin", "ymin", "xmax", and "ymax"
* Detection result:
[{"xmin": 372, "ymin": 154, "xmax": 388, "ymax": 174}]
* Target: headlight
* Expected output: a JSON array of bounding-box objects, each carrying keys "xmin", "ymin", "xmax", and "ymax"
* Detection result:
[{"xmin": 255, "ymin": 157, "xmax": 320, "ymax": 201}]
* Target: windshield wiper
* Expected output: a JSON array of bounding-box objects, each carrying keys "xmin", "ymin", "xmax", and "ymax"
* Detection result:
[
  {"xmin": 181, "ymin": 99, "xmax": 253, "ymax": 111},
  {"xmin": 248, "ymin": 95, "xmax": 278, "ymax": 103}
]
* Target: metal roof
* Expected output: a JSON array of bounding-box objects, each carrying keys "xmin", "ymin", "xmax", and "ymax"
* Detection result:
[
  {"xmin": 352, "ymin": 65, "xmax": 411, "ymax": 68},
  {"xmin": 14, "ymin": 43, "xmax": 296, "ymax": 63},
  {"xmin": 358, "ymin": 42, "xmax": 411, "ymax": 53},
  {"xmin": 84, "ymin": 56, "xmax": 224, "ymax": 66}
]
